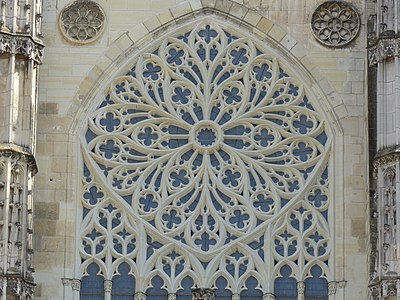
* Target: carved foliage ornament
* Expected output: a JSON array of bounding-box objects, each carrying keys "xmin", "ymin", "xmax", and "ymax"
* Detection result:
[
  {"xmin": 59, "ymin": 0, "xmax": 105, "ymax": 44},
  {"xmin": 192, "ymin": 289, "xmax": 215, "ymax": 300},
  {"xmin": 311, "ymin": 1, "xmax": 360, "ymax": 47},
  {"xmin": 368, "ymin": 37, "xmax": 400, "ymax": 66}
]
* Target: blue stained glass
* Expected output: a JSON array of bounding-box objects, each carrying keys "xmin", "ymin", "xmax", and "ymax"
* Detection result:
[
  {"xmin": 249, "ymin": 237, "xmax": 264, "ymax": 259},
  {"xmin": 316, "ymin": 132, "xmax": 328, "ymax": 145},
  {"xmin": 274, "ymin": 265, "xmax": 297, "ymax": 300},
  {"xmin": 223, "ymin": 87, "xmax": 241, "ymax": 104},
  {"xmin": 305, "ymin": 265, "xmax": 328, "ymax": 300},
  {"xmin": 253, "ymin": 193, "xmax": 274, "ymax": 212},
  {"xmin": 99, "ymin": 95, "xmax": 114, "ymax": 108},
  {"xmin": 255, "ymin": 128, "xmax": 274, "ymax": 147},
  {"xmin": 170, "ymin": 170, "xmax": 189, "ymax": 187},
  {"xmin": 229, "ymin": 210, "xmax": 249, "ymax": 229},
  {"xmin": 138, "ymin": 127, "xmax": 158, "ymax": 146},
  {"xmin": 82, "ymin": 24, "xmax": 330, "ymax": 299},
  {"xmin": 99, "ymin": 140, "xmax": 119, "ymax": 159},
  {"xmin": 197, "ymin": 128, "xmax": 216, "ymax": 146},
  {"xmin": 215, "ymin": 277, "xmax": 231, "ymax": 299},
  {"xmin": 241, "ymin": 276, "xmax": 263, "ymax": 300},
  {"xmin": 80, "ymin": 263, "xmax": 104, "ymax": 300},
  {"xmin": 195, "ymin": 231, "xmax": 216, "ymax": 251},
  {"xmin": 85, "ymin": 128, "xmax": 97, "ymax": 143},
  {"xmin": 307, "ymin": 189, "xmax": 328, "ymax": 208},
  {"xmin": 143, "ymin": 63, "xmax": 162, "ymax": 80},
  {"xmin": 100, "ymin": 112, "xmax": 120, "ymax": 132},
  {"xmin": 162, "ymin": 209, "xmax": 182, "ymax": 229},
  {"xmin": 177, "ymin": 276, "xmax": 194, "ymax": 300},
  {"xmin": 84, "ymin": 186, "xmax": 103, "ymax": 205},
  {"xmin": 147, "ymin": 275, "xmax": 168, "ymax": 299},
  {"xmin": 231, "ymin": 48, "xmax": 248, "ymax": 65},
  {"xmin": 293, "ymin": 142, "xmax": 313, "ymax": 162},
  {"xmin": 299, "ymin": 96, "xmax": 314, "ymax": 110},
  {"xmin": 198, "ymin": 25, "xmax": 218, "ymax": 43},
  {"xmin": 224, "ymin": 125, "xmax": 247, "ymax": 136},
  {"xmin": 146, "ymin": 236, "xmax": 163, "ymax": 259},
  {"xmin": 112, "ymin": 263, "xmax": 135, "ymax": 299},
  {"xmin": 167, "ymin": 48, "xmax": 184, "ymax": 65},
  {"xmin": 293, "ymin": 115, "xmax": 313, "ymax": 134},
  {"xmin": 253, "ymin": 64, "xmax": 272, "ymax": 81}
]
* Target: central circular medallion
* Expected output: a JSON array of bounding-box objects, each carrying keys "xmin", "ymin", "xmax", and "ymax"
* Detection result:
[{"xmin": 190, "ymin": 121, "xmax": 223, "ymax": 153}]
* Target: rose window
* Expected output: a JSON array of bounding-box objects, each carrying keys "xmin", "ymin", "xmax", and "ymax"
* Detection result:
[{"xmin": 80, "ymin": 21, "xmax": 332, "ymax": 298}]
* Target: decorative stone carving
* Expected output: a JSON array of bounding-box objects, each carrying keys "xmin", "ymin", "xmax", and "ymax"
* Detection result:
[
  {"xmin": 192, "ymin": 288, "xmax": 215, "ymax": 300},
  {"xmin": 297, "ymin": 281, "xmax": 305, "ymax": 295},
  {"xmin": 168, "ymin": 294, "xmax": 177, "ymax": 300},
  {"xmin": 0, "ymin": 32, "xmax": 44, "ymax": 64},
  {"xmin": 79, "ymin": 21, "xmax": 332, "ymax": 296},
  {"xmin": 104, "ymin": 280, "xmax": 112, "ymax": 292},
  {"xmin": 134, "ymin": 292, "xmax": 147, "ymax": 300},
  {"xmin": 373, "ymin": 146, "xmax": 400, "ymax": 175},
  {"xmin": 328, "ymin": 281, "xmax": 338, "ymax": 295},
  {"xmin": 59, "ymin": 0, "xmax": 105, "ymax": 44},
  {"xmin": 71, "ymin": 279, "xmax": 81, "ymax": 291},
  {"xmin": 311, "ymin": 1, "xmax": 360, "ymax": 47},
  {"xmin": 368, "ymin": 37, "xmax": 400, "ymax": 66},
  {"xmin": 263, "ymin": 294, "xmax": 276, "ymax": 300},
  {"xmin": 0, "ymin": 276, "xmax": 35, "ymax": 299},
  {"xmin": 0, "ymin": 144, "xmax": 38, "ymax": 174},
  {"xmin": 231, "ymin": 294, "xmax": 240, "ymax": 300}
]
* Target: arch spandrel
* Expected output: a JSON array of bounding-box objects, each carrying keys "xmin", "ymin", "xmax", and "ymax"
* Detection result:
[{"xmin": 75, "ymin": 16, "xmax": 336, "ymax": 298}]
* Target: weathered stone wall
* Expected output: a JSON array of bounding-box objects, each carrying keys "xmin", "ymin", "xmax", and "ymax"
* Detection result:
[{"xmin": 35, "ymin": 0, "xmax": 368, "ymax": 299}]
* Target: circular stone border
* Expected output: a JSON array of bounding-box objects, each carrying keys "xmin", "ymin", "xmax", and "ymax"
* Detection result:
[
  {"xmin": 310, "ymin": 1, "xmax": 360, "ymax": 47},
  {"xmin": 59, "ymin": 0, "xmax": 105, "ymax": 44}
]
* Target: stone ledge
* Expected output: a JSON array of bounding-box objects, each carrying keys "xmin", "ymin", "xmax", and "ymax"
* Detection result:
[
  {"xmin": 0, "ymin": 32, "xmax": 44, "ymax": 64},
  {"xmin": 0, "ymin": 143, "xmax": 38, "ymax": 174}
]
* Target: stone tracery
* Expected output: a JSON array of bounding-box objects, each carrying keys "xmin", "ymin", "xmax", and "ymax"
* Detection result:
[
  {"xmin": 80, "ymin": 21, "xmax": 332, "ymax": 297},
  {"xmin": 311, "ymin": 1, "xmax": 360, "ymax": 47}
]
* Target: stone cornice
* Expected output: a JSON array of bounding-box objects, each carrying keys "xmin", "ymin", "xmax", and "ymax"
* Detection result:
[
  {"xmin": 369, "ymin": 277, "xmax": 400, "ymax": 298},
  {"xmin": 0, "ymin": 143, "xmax": 38, "ymax": 175},
  {"xmin": 0, "ymin": 275, "xmax": 35, "ymax": 299},
  {"xmin": 0, "ymin": 32, "xmax": 44, "ymax": 64},
  {"xmin": 368, "ymin": 35, "xmax": 400, "ymax": 66}
]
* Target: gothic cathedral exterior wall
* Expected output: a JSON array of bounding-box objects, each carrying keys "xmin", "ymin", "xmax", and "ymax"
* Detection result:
[{"xmin": 34, "ymin": 0, "xmax": 368, "ymax": 299}]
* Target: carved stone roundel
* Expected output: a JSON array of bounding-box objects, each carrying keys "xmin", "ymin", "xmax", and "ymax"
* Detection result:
[
  {"xmin": 59, "ymin": 0, "xmax": 105, "ymax": 44},
  {"xmin": 311, "ymin": 1, "xmax": 360, "ymax": 47}
]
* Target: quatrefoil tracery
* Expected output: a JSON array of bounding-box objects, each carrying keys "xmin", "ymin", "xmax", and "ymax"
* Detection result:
[{"xmin": 80, "ymin": 21, "xmax": 332, "ymax": 293}]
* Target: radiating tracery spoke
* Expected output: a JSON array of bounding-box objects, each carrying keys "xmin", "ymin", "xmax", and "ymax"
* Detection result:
[{"xmin": 81, "ymin": 21, "xmax": 330, "ymax": 288}]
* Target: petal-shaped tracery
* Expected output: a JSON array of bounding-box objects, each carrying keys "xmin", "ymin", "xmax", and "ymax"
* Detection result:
[{"xmin": 80, "ymin": 21, "xmax": 332, "ymax": 295}]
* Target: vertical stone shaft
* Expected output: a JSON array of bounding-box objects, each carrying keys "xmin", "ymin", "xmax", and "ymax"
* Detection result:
[
  {"xmin": 0, "ymin": 0, "xmax": 43, "ymax": 299},
  {"xmin": 368, "ymin": 0, "xmax": 400, "ymax": 298}
]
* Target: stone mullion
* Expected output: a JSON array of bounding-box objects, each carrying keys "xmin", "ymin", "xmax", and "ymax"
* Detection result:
[
  {"xmin": 377, "ymin": 165, "xmax": 384, "ymax": 278},
  {"xmin": 20, "ymin": 164, "xmax": 28, "ymax": 280},
  {"xmin": 395, "ymin": 57, "xmax": 400, "ymax": 145},
  {"xmin": 396, "ymin": 161, "xmax": 400, "ymax": 275},
  {"xmin": 264, "ymin": 225, "xmax": 273, "ymax": 294},
  {"xmin": 104, "ymin": 280, "xmax": 112, "ymax": 300},
  {"xmin": 1, "ymin": 159, "xmax": 12, "ymax": 275},
  {"xmin": 297, "ymin": 281, "xmax": 305, "ymax": 300},
  {"xmin": 8, "ymin": 165, "xmax": 20, "ymax": 273}
]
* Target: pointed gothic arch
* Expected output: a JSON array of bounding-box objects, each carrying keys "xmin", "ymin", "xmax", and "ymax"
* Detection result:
[{"xmin": 62, "ymin": 4, "xmax": 349, "ymax": 299}]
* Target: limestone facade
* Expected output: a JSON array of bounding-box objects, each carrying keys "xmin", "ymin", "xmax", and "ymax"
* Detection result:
[{"xmin": 0, "ymin": 0, "xmax": 373, "ymax": 299}]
